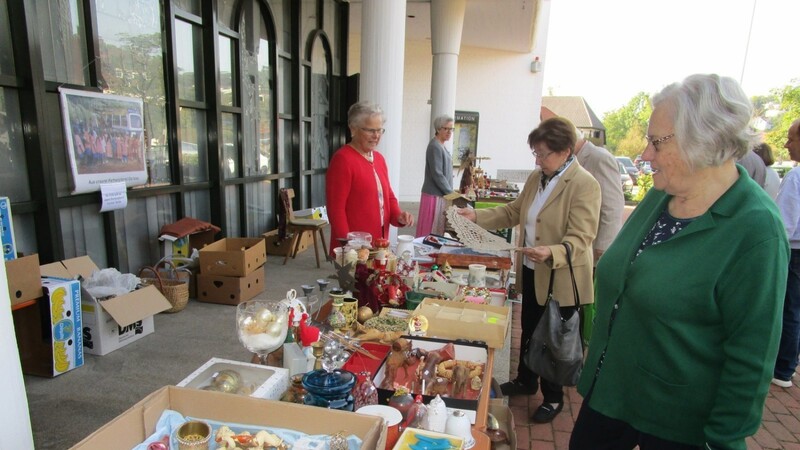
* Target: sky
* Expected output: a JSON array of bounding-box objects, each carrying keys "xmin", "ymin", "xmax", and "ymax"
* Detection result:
[{"xmin": 541, "ymin": 0, "xmax": 800, "ymax": 117}]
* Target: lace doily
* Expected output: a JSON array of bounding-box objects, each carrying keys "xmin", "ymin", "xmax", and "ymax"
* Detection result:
[{"xmin": 446, "ymin": 206, "xmax": 515, "ymax": 252}]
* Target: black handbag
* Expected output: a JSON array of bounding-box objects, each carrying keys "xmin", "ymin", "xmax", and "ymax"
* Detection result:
[{"xmin": 523, "ymin": 242, "xmax": 584, "ymax": 386}]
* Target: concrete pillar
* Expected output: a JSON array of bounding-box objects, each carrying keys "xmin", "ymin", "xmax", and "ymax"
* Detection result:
[
  {"xmin": 359, "ymin": 0, "xmax": 406, "ymax": 199},
  {"xmin": 430, "ymin": 0, "xmax": 466, "ymax": 137}
]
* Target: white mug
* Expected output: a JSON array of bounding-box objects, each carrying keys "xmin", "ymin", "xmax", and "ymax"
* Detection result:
[{"xmin": 468, "ymin": 264, "xmax": 486, "ymax": 287}]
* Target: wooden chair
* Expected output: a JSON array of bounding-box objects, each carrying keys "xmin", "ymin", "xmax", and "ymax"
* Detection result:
[{"xmin": 279, "ymin": 188, "xmax": 329, "ymax": 268}]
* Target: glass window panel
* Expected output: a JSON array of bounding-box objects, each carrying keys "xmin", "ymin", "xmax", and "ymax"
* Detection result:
[
  {"xmin": 323, "ymin": 0, "xmax": 340, "ymax": 74},
  {"xmin": 36, "ymin": 0, "xmax": 88, "ymax": 84},
  {"xmin": 180, "ymin": 107, "xmax": 208, "ymax": 183},
  {"xmin": 114, "ymin": 194, "xmax": 175, "ymax": 273},
  {"xmin": 184, "ymin": 189, "xmax": 211, "ymax": 222},
  {"xmin": 279, "ymin": 56, "xmax": 292, "ymax": 115},
  {"xmin": 11, "ymin": 213, "xmax": 37, "ymax": 255},
  {"xmin": 267, "ymin": 0, "xmax": 289, "ymax": 53},
  {"xmin": 218, "ymin": 35, "xmax": 236, "ymax": 107},
  {"xmin": 225, "ymin": 185, "xmax": 241, "ymax": 237},
  {"xmin": 218, "ymin": 0, "xmax": 236, "ymax": 30},
  {"xmin": 173, "ymin": 0, "xmax": 200, "ymax": 16},
  {"xmin": 60, "ymin": 204, "xmax": 106, "ymax": 267},
  {"xmin": 175, "ymin": 19, "xmax": 204, "ymax": 102},
  {"xmin": 221, "ymin": 112, "xmax": 239, "ymax": 179},
  {"xmin": 280, "ymin": 120, "xmax": 294, "ymax": 173},
  {"xmin": 96, "ymin": 0, "xmax": 170, "ymax": 187},
  {"xmin": 301, "ymin": 0, "xmax": 317, "ymax": 42},
  {"xmin": 245, "ymin": 180, "xmax": 274, "ymax": 235},
  {"xmin": 0, "ymin": 0, "xmax": 15, "ymax": 76},
  {"xmin": 310, "ymin": 39, "xmax": 329, "ymax": 170},
  {"xmin": 311, "ymin": 173, "xmax": 325, "ymax": 207},
  {"xmin": 0, "ymin": 89, "xmax": 31, "ymax": 201},
  {"xmin": 240, "ymin": 4, "xmax": 275, "ymax": 177}
]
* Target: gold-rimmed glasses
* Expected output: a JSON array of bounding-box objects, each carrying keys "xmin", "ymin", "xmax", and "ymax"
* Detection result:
[
  {"xmin": 359, "ymin": 127, "xmax": 385, "ymax": 136},
  {"xmin": 645, "ymin": 133, "xmax": 675, "ymax": 150},
  {"xmin": 532, "ymin": 149, "xmax": 553, "ymax": 159}
]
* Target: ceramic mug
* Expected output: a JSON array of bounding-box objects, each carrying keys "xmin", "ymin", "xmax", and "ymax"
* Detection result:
[
  {"xmin": 341, "ymin": 297, "xmax": 359, "ymax": 329},
  {"xmin": 468, "ymin": 264, "xmax": 486, "ymax": 287}
]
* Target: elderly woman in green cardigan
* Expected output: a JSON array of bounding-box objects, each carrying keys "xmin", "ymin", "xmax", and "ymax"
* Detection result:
[{"xmin": 570, "ymin": 74, "xmax": 789, "ymax": 450}]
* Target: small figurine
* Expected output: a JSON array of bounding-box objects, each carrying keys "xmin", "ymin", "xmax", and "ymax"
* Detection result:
[
  {"xmin": 380, "ymin": 338, "xmax": 413, "ymax": 389},
  {"xmin": 451, "ymin": 362, "xmax": 470, "ymax": 398}
]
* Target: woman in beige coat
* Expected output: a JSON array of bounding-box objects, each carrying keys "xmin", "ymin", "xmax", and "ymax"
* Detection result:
[{"xmin": 459, "ymin": 117, "xmax": 600, "ymax": 423}]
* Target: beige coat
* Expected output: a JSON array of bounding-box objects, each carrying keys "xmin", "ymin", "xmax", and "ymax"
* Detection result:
[{"xmin": 476, "ymin": 161, "xmax": 600, "ymax": 305}]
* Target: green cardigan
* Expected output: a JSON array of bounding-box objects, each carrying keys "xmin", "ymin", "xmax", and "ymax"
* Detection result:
[{"xmin": 579, "ymin": 166, "xmax": 789, "ymax": 449}]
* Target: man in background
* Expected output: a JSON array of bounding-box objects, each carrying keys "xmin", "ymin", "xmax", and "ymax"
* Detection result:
[{"xmin": 739, "ymin": 148, "xmax": 767, "ymax": 188}]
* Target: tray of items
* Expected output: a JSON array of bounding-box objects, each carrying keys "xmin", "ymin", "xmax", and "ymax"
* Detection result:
[{"xmin": 371, "ymin": 336, "xmax": 488, "ymax": 424}]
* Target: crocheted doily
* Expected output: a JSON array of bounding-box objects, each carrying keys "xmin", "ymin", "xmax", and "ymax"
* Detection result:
[{"xmin": 445, "ymin": 206, "xmax": 515, "ymax": 252}]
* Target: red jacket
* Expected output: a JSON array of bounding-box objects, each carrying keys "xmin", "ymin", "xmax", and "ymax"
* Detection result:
[{"xmin": 326, "ymin": 144, "xmax": 402, "ymax": 253}]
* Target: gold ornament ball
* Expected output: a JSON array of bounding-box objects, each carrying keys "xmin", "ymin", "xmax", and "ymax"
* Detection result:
[{"xmin": 357, "ymin": 306, "xmax": 374, "ymax": 324}]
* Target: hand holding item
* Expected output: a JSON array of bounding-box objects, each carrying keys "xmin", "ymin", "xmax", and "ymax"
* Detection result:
[
  {"xmin": 455, "ymin": 207, "xmax": 477, "ymax": 223},
  {"xmin": 515, "ymin": 246, "xmax": 553, "ymax": 264},
  {"xmin": 398, "ymin": 211, "xmax": 415, "ymax": 227}
]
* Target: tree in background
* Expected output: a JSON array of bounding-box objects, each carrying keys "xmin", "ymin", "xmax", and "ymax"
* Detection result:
[
  {"xmin": 602, "ymin": 92, "xmax": 652, "ymax": 157},
  {"xmin": 763, "ymin": 82, "xmax": 800, "ymax": 162}
]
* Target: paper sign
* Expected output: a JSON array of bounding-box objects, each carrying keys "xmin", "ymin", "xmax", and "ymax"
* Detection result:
[{"xmin": 99, "ymin": 182, "xmax": 128, "ymax": 212}]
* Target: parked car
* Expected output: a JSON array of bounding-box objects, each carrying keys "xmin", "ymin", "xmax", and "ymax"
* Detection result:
[
  {"xmin": 618, "ymin": 159, "xmax": 634, "ymax": 193},
  {"xmin": 638, "ymin": 161, "xmax": 652, "ymax": 175},
  {"xmin": 616, "ymin": 156, "xmax": 639, "ymax": 184}
]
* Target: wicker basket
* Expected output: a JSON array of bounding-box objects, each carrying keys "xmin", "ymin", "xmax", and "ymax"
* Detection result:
[{"xmin": 138, "ymin": 261, "xmax": 190, "ymax": 313}]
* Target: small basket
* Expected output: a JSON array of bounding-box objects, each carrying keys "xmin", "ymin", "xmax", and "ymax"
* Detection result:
[{"xmin": 138, "ymin": 261, "xmax": 190, "ymax": 313}]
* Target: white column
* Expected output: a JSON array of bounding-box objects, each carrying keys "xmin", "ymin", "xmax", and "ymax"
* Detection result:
[
  {"xmin": 430, "ymin": 0, "xmax": 466, "ymax": 137},
  {"xmin": 359, "ymin": 0, "xmax": 407, "ymax": 240}
]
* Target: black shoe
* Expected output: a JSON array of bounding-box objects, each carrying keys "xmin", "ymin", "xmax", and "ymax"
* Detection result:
[
  {"xmin": 531, "ymin": 402, "xmax": 563, "ymax": 423},
  {"xmin": 500, "ymin": 379, "xmax": 536, "ymax": 396}
]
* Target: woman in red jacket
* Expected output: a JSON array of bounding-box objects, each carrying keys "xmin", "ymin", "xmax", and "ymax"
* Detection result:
[{"xmin": 326, "ymin": 101, "xmax": 414, "ymax": 253}]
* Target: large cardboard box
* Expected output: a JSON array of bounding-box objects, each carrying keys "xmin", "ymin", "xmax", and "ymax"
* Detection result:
[
  {"xmin": 198, "ymin": 237, "xmax": 266, "ymax": 277},
  {"xmin": 13, "ymin": 276, "xmax": 84, "ymax": 377},
  {"xmin": 413, "ymin": 298, "xmax": 510, "ymax": 349},
  {"xmin": 159, "ymin": 228, "xmax": 218, "ymax": 260},
  {"xmin": 263, "ymin": 229, "xmax": 312, "ymax": 257},
  {"xmin": 177, "ymin": 357, "xmax": 290, "ymax": 400},
  {"xmin": 40, "ymin": 256, "xmax": 172, "ymax": 356},
  {"xmin": 70, "ymin": 386, "xmax": 386, "ymax": 450},
  {"xmin": 5, "ymin": 253, "xmax": 43, "ymax": 307},
  {"xmin": 0, "ymin": 196, "xmax": 16, "ymax": 260},
  {"xmin": 196, "ymin": 268, "xmax": 264, "ymax": 305}
]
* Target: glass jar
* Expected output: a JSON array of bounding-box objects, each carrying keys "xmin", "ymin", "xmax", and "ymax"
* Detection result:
[
  {"xmin": 280, "ymin": 373, "xmax": 307, "ymax": 404},
  {"xmin": 302, "ymin": 369, "xmax": 357, "ymax": 411}
]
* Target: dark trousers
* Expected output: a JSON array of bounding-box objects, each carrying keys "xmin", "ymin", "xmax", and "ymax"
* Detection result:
[
  {"xmin": 570, "ymin": 401, "xmax": 702, "ymax": 450},
  {"xmin": 775, "ymin": 248, "xmax": 800, "ymax": 380},
  {"xmin": 517, "ymin": 265, "xmax": 566, "ymax": 404}
]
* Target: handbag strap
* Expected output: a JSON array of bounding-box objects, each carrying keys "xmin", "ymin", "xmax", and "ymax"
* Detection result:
[{"xmin": 545, "ymin": 243, "xmax": 581, "ymax": 310}]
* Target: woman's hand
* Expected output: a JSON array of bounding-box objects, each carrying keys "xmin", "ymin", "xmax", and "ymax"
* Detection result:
[
  {"xmin": 516, "ymin": 246, "xmax": 552, "ymax": 264},
  {"xmin": 398, "ymin": 211, "xmax": 415, "ymax": 227},
  {"xmin": 455, "ymin": 207, "xmax": 477, "ymax": 223}
]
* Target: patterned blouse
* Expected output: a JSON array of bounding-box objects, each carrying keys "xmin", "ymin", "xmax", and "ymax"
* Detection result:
[{"xmin": 634, "ymin": 207, "xmax": 696, "ymax": 260}]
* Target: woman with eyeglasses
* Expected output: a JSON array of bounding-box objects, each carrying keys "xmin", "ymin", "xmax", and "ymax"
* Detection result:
[
  {"xmin": 326, "ymin": 101, "xmax": 414, "ymax": 254},
  {"xmin": 569, "ymin": 74, "xmax": 789, "ymax": 450},
  {"xmin": 416, "ymin": 114, "xmax": 455, "ymax": 237},
  {"xmin": 457, "ymin": 116, "xmax": 601, "ymax": 423}
]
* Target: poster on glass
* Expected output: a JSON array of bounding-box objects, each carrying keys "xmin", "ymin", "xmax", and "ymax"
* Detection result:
[
  {"xmin": 452, "ymin": 111, "xmax": 479, "ymax": 168},
  {"xmin": 58, "ymin": 88, "xmax": 148, "ymax": 194}
]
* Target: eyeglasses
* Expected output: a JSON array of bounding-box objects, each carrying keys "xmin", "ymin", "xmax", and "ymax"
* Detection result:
[
  {"xmin": 359, "ymin": 127, "xmax": 386, "ymax": 135},
  {"xmin": 531, "ymin": 149, "xmax": 553, "ymax": 159},
  {"xmin": 439, "ymin": 127, "xmax": 455, "ymax": 132},
  {"xmin": 645, "ymin": 133, "xmax": 675, "ymax": 149}
]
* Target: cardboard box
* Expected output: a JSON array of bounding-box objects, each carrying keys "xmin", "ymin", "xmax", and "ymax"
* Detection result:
[
  {"xmin": 159, "ymin": 228, "xmax": 217, "ymax": 260},
  {"xmin": 198, "ymin": 238, "xmax": 266, "ymax": 277},
  {"xmin": 414, "ymin": 298, "xmax": 510, "ymax": 349},
  {"xmin": 372, "ymin": 336, "xmax": 488, "ymax": 424},
  {"xmin": 263, "ymin": 229, "xmax": 312, "ymax": 257},
  {"xmin": 40, "ymin": 256, "xmax": 172, "ymax": 356},
  {"xmin": 70, "ymin": 386, "xmax": 386, "ymax": 450},
  {"xmin": 0, "ymin": 196, "xmax": 16, "ymax": 260},
  {"xmin": 13, "ymin": 276, "xmax": 84, "ymax": 377},
  {"xmin": 5, "ymin": 253, "xmax": 43, "ymax": 306},
  {"xmin": 196, "ymin": 268, "xmax": 264, "ymax": 305},
  {"xmin": 488, "ymin": 399, "xmax": 517, "ymax": 450},
  {"xmin": 177, "ymin": 357, "xmax": 290, "ymax": 400}
]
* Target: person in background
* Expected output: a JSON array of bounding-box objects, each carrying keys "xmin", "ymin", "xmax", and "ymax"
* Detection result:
[
  {"xmin": 772, "ymin": 118, "xmax": 800, "ymax": 388},
  {"xmin": 573, "ymin": 134, "xmax": 624, "ymax": 263},
  {"xmin": 738, "ymin": 148, "xmax": 767, "ymax": 187},
  {"xmin": 326, "ymin": 101, "xmax": 414, "ymax": 253},
  {"xmin": 753, "ymin": 142, "xmax": 780, "ymax": 200},
  {"xmin": 571, "ymin": 74, "xmax": 789, "ymax": 450},
  {"xmin": 416, "ymin": 115, "xmax": 455, "ymax": 237},
  {"xmin": 458, "ymin": 117, "xmax": 600, "ymax": 424}
]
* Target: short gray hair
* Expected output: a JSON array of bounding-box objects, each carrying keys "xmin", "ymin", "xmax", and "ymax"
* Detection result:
[
  {"xmin": 347, "ymin": 101, "xmax": 384, "ymax": 127},
  {"xmin": 433, "ymin": 114, "xmax": 454, "ymax": 130},
  {"xmin": 652, "ymin": 74, "xmax": 755, "ymax": 171}
]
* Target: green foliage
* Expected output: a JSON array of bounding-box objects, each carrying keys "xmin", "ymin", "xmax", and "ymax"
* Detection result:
[
  {"xmin": 623, "ymin": 189, "xmax": 634, "ymax": 202},
  {"xmin": 633, "ymin": 173, "xmax": 653, "ymax": 202},
  {"xmin": 603, "ymin": 92, "xmax": 652, "ymax": 155},
  {"xmin": 763, "ymin": 81, "xmax": 800, "ymax": 162}
]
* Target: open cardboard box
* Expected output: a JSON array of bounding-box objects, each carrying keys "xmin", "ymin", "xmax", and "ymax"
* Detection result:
[
  {"xmin": 198, "ymin": 237, "xmax": 266, "ymax": 277},
  {"xmin": 488, "ymin": 398, "xmax": 517, "ymax": 450},
  {"xmin": 372, "ymin": 336, "xmax": 488, "ymax": 425},
  {"xmin": 413, "ymin": 298, "xmax": 510, "ymax": 349},
  {"xmin": 70, "ymin": 386, "xmax": 386, "ymax": 449},
  {"xmin": 40, "ymin": 256, "xmax": 172, "ymax": 356},
  {"xmin": 177, "ymin": 357, "xmax": 290, "ymax": 400},
  {"xmin": 5, "ymin": 253, "xmax": 43, "ymax": 307}
]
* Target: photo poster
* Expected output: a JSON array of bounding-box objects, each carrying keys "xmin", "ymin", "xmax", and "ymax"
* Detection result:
[
  {"xmin": 58, "ymin": 88, "xmax": 148, "ymax": 194},
  {"xmin": 453, "ymin": 111, "xmax": 479, "ymax": 167}
]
